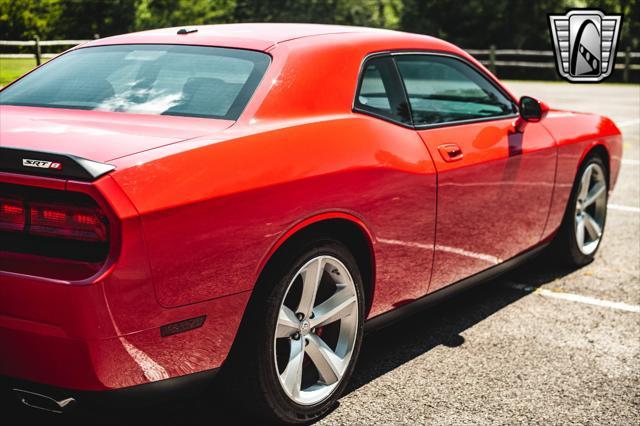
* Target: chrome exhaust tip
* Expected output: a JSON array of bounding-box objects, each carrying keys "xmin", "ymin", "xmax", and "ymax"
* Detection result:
[{"xmin": 13, "ymin": 388, "xmax": 76, "ymax": 414}]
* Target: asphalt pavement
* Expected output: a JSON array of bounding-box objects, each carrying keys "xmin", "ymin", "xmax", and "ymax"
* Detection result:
[{"xmin": 7, "ymin": 82, "xmax": 640, "ymax": 425}]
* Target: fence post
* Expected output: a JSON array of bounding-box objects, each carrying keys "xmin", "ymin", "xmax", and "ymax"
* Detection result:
[
  {"xmin": 623, "ymin": 46, "xmax": 631, "ymax": 83},
  {"xmin": 489, "ymin": 44, "xmax": 496, "ymax": 75},
  {"xmin": 34, "ymin": 35, "xmax": 41, "ymax": 65}
]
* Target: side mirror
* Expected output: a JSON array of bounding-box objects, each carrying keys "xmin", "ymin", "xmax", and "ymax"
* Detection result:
[
  {"xmin": 519, "ymin": 96, "xmax": 549, "ymax": 122},
  {"xmin": 514, "ymin": 96, "xmax": 549, "ymax": 132}
]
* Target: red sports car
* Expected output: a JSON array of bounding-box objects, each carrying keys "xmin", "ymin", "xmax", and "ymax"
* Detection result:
[{"xmin": 0, "ymin": 24, "xmax": 622, "ymax": 423}]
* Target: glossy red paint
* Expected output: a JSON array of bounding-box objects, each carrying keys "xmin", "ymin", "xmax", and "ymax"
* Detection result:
[
  {"xmin": 416, "ymin": 119, "xmax": 557, "ymax": 292},
  {"xmin": 0, "ymin": 105, "xmax": 233, "ymax": 162},
  {"xmin": 0, "ymin": 24, "xmax": 622, "ymax": 393},
  {"xmin": 257, "ymin": 211, "xmax": 375, "ymax": 278}
]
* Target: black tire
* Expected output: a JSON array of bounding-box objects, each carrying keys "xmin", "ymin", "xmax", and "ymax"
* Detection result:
[
  {"xmin": 221, "ymin": 238, "xmax": 365, "ymax": 425},
  {"xmin": 551, "ymin": 154, "xmax": 608, "ymax": 267}
]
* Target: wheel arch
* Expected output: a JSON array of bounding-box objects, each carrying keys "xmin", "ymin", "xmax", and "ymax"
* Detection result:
[
  {"xmin": 255, "ymin": 212, "xmax": 377, "ymax": 318},
  {"xmin": 579, "ymin": 142, "xmax": 611, "ymax": 186}
]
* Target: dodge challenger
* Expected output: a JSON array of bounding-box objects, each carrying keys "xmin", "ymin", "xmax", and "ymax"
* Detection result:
[{"xmin": 0, "ymin": 24, "xmax": 622, "ymax": 424}]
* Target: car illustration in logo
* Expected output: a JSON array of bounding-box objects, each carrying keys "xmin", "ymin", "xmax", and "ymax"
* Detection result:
[{"xmin": 549, "ymin": 10, "xmax": 622, "ymax": 82}]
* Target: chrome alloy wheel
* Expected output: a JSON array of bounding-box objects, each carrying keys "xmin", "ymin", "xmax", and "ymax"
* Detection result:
[
  {"xmin": 575, "ymin": 163, "xmax": 607, "ymax": 255},
  {"xmin": 274, "ymin": 255, "xmax": 358, "ymax": 406}
]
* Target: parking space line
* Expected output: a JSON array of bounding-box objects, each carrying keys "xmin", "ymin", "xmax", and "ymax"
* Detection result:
[
  {"xmin": 621, "ymin": 158, "xmax": 640, "ymax": 166},
  {"xmin": 608, "ymin": 203, "xmax": 640, "ymax": 213},
  {"xmin": 618, "ymin": 118, "xmax": 640, "ymax": 128},
  {"xmin": 508, "ymin": 282, "xmax": 640, "ymax": 313}
]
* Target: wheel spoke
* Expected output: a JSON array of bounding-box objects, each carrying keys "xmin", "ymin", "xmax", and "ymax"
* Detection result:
[
  {"xmin": 576, "ymin": 216, "xmax": 586, "ymax": 248},
  {"xmin": 584, "ymin": 213, "xmax": 602, "ymax": 240},
  {"xmin": 274, "ymin": 255, "xmax": 359, "ymax": 405},
  {"xmin": 305, "ymin": 334, "xmax": 344, "ymax": 385},
  {"xmin": 276, "ymin": 305, "xmax": 300, "ymax": 338},
  {"xmin": 280, "ymin": 338, "xmax": 305, "ymax": 399},
  {"xmin": 297, "ymin": 257, "xmax": 324, "ymax": 317},
  {"xmin": 583, "ymin": 182, "xmax": 605, "ymax": 208},
  {"xmin": 579, "ymin": 166, "xmax": 593, "ymax": 200},
  {"xmin": 310, "ymin": 287, "xmax": 356, "ymax": 329}
]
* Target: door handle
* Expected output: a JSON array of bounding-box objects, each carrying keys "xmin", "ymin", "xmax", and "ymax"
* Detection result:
[{"xmin": 437, "ymin": 144, "xmax": 464, "ymax": 162}]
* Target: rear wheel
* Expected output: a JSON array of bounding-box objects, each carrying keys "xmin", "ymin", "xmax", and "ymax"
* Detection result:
[
  {"xmin": 552, "ymin": 155, "xmax": 608, "ymax": 266},
  {"xmin": 224, "ymin": 240, "xmax": 364, "ymax": 424}
]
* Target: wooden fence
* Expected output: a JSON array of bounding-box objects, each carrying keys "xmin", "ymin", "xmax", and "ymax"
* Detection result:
[
  {"xmin": 0, "ymin": 39, "xmax": 90, "ymax": 64},
  {"xmin": 468, "ymin": 45, "xmax": 640, "ymax": 82},
  {"xmin": 1, "ymin": 39, "xmax": 639, "ymax": 82}
]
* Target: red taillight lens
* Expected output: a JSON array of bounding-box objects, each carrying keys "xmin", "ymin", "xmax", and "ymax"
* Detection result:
[
  {"xmin": 30, "ymin": 203, "xmax": 108, "ymax": 242},
  {"xmin": 0, "ymin": 198, "xmax": 26, "ymax": 232}
]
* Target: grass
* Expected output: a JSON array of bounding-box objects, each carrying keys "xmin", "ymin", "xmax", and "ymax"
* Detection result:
[{"xmin": 0, "ymin": 58, "xmax": 47, "ymax": 87}]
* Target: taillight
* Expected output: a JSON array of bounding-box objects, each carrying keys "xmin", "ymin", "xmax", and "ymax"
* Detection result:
[
  {"xmin": 0, "ymin": 196, "xmax": 108, "ymax": 243},
  {"xmin": 30, "ymin": 203, "xmax": 108, "ymax": 242},
  {"xmin": 0, "ymin": 198, "xmax": 25, "ymax": 232},
  {"xmin": 0, "ymin": 183, "xmax": 111, "ymax": 266}
]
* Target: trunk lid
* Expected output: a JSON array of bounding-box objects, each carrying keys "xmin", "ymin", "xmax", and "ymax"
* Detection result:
[{"xmin": 0, "ymin": 105, "xmax": 233, "ymax": 163}]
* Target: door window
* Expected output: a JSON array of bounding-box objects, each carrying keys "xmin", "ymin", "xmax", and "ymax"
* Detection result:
[{"xmin": 394, "ymin": 55, "xmax": 516, "ymax": 126}]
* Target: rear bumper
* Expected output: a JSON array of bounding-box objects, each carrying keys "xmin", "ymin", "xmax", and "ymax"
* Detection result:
[
  {"xmin": 1, "ymin": 368, "xmax": 218, "ymax": 414},
  {"xmin": 0, "ymin": 270, "xmax": 249, "ymax": 391},
  {"xmin": 0, "ymin": 270, "xmax": 118, "ymax": 390}
]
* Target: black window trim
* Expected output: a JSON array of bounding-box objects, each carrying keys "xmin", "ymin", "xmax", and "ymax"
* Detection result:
[
  {"xmin": 352, "ymin": 50, "xmax": 519, "ymax": 130},
  {"xmin": 352, "ymin": 52, "xmax": 413, "ymax": 128}
]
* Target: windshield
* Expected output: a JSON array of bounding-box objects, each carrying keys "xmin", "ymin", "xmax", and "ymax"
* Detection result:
[{"xmin": 0, "ymin": 44, "xmax": 270, "ymax": 120}]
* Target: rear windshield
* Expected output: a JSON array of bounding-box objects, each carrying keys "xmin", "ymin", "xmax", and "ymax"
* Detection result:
[{"xmin": 0, "ymin": 44, "xmax": 270, "ymax": 120}]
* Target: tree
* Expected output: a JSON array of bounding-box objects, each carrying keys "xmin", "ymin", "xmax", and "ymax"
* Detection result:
[
  {"xmin": 0, "ymin": 0, "xmax": 61, "ymax": 39},
  {"xmin": 400, "ymin": 0, "xmax": 638, "ymax": 50},
  {"xmin": 56, "ymin": 0, "xmax": 137, "ymax": 38},
  {"xmin": 135, "ymin": 0, "xmax": 236, "ymax": 30},
  {"xmin": 0, "ymin": 0, "xmax": 636, "ymax": 53},
  {"xmin": 232, "ymin": 0, "xmax": 402, "ymax": 28}
]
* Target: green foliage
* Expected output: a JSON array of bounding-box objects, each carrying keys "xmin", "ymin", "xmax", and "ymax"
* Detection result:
[
  {"xmin": 401, "ymin": 0, "xmax": 638, "ymax": 50},
  {"xmin": 0, "ymin": 0, "xmax": 637, "ymax": 51},
  {"xmin": 135, "ymin": 0, "xmax": 236, "ymax": 30},
  {"xmin": 0, "ymin": 0, "xmax": 61, "ymax": 39},
  {"xmin": 53, "ymin": 0, "xmax": 138, "ymax": 38},
  {"xmin": 232, "ymin": 0, "xmax": 402, "ymax": 28}
]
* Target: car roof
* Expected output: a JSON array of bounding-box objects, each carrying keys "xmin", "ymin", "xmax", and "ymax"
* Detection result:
[{"xmin": 84, "ymin": 23, "xmax": 398, "ymax": 51}]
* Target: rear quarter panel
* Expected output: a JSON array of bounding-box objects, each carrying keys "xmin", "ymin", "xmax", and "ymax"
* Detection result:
[{"xmin": 110, "ymin": 115, "xmax": 437, "ymax": 318}]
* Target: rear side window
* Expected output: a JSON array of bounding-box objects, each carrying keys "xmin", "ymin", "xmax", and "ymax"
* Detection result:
[
  {"xmin": 354, "ymin": 56, "xmax": 411, "ymax": 125},
  {"xmin": 0, "ymin": 44, "xmax": 270, "ymax": 120},
  {"xmin": 394, "ymin": 55, "xmax": 516, "ymax": 126}
]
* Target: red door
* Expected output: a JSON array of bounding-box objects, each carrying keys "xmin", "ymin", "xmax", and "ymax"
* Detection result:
[
  {"xmin": 417, "ymin": 120, "xmax": 556, "ymax": 291},
  {"xmin": 393, "ymin": 54, "xmax": 556, "ymax": 292}
]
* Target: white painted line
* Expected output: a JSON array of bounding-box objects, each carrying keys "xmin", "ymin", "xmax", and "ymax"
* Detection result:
[
  {"xmin": 621, "ymin": 158, "xmax": 640, "ymax": 166},
  {"xmin": 617, "ymin": 118, "xmax": 640, "ymax": 128},
  {"xmin": 378, "ymin": 238, "xmax": 501, "ymax": 264},
  {"xmin": 608, "ymin": 203, "xmax": 640, "ymax": 213},
  {"xmin": 537, "ymin": 289, "xmax": 640, "ymax": 313},
  {"xmin": 508, "ymin": 283, "xmax": 640, "ymax": 313}
]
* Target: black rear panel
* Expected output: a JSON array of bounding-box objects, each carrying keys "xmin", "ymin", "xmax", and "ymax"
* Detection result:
[{"xmin": 0, "ymin": 147, "xmax": 114, "ymax": 181}]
